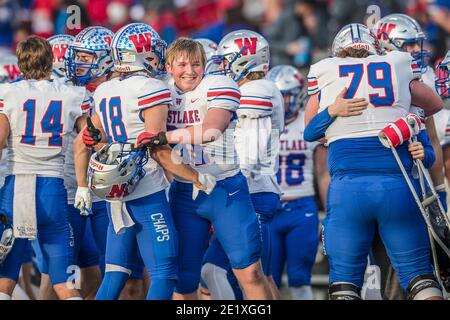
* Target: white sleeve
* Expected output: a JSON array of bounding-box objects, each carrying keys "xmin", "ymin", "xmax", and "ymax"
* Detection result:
[
  {"xmin": 238, "ymin": 116, "xmax": 274, "ymax": 170},
  {"xmin": 238, "ymin": 83, "xmax": 274, "ymax": 119},
  {"xmin": 80, "ymin": 90, "xmax": 92, "ymax": 116},
  {"xmin": 206, "ymin": 76, "xmax": 241, "ymax": 112},
  {"xmin": 307, "ymin": 63, "xmax": 319, "ymax": 96}
]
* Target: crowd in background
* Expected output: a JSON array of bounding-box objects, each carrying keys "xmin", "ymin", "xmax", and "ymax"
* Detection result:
[{"xmin": 1, "ymin": 0, "xmax": 449, "ymax": 71}]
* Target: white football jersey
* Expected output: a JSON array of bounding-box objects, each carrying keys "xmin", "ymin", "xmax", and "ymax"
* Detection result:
[
  {"xmin": 307, "ymin": 51, "xmax": 421, "ymax": 143},
  {"xmin": 167, "ymin": 74, "xmax": 241, "ymax": 181},
  {"xmin": 93, "ymin": 73, "xmax": 171, "ymax": 201},
  {"xmin": 278, "ymin": 111, "xmax": 317, "ymax": 200},
  {"xmin": 234, "ymin": 79, "xmax": 284, "ymax": 194},
  {"xmin": 0, "ymin": 78, "xmax": 89, "ymax": 178}
]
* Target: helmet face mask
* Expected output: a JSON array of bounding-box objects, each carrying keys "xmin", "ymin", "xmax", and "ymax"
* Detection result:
[
  {"xmin": 66, "ymin": 26, "xmax": 114, "ymax": 86},
  {"xmin": 373, "ymin": 13, "xmax": 430, "ymax": 70},
  {"xmin": 88, "ymin": 142, "xmax": 148, "ymax": 200},
  {"xmin": 214, "ymin": 30, "xmax": 270, "ymax": 81},
  {"xmin": 267, "ymin": 65, "xmax": 307, "ymax": 123},
  {"xmin": 436, "ymin": 51, "xmax": 450, "ymax": 98}
]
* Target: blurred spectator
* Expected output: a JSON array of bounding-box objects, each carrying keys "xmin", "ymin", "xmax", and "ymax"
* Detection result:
[
  {"xmin": 106, "ymin": 0, "xmax": 132, "ymax": 32},
  {"xmin": 191, "ymin": 0, "xmax": 259, "ymax": 44},
  {"xmin": 0, "ymin": 0, "xmax": 20, "ymax": 48},
  {"xmin": 142, "ymin": 0, "xmax": 177, "ymax": 43},
  {"xmin": 265, "ymin": 0, "xmax": 330, "ymax": 67},
  {"xmin": 12, "ymin": 22, "xmax": 32, "ymax": 52},
  {"xmin": 426, "ymin": 0, "xmax": 450, "ymax": 62}
]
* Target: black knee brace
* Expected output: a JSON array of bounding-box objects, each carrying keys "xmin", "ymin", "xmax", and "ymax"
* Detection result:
[
  {"xmin": 329, "ymin": 282, "xmax": 362, "ymax": 300},
  {"xmin": 406, "ymin": 274, "xmax": 443, "ymax": 300}
]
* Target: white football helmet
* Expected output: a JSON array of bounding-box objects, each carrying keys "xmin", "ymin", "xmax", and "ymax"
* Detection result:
[
  {"xmin": 0, "ymin": 50, "xmax": 21, "ymax": 83},
  {"xmin": 111, "ymin": 22, "xmax": 167, "ymax": 78},
  {"xmin": 436, "ymin": 50, "xmax": 450, "ymax": 98},
  {"xmin": 266, "ymin": 65, "xmax": 307, "ymax": 122},
  {"xmin": 195, "ymin": 38, "xmax": 220, "ymax": 74},
  {"xmin": 372, "ymin": 14, "xmax": 430, "ymax": 68},
  {"xmin": 215, "ymin": 29, "xmax": 270, "ymax": 81},
  {"xmin": 0, "ymin": 214, "xmax": 14, "ymax": 265},
  {"xmin": 47, "ymin": 34, "xmax": 74, "ymax": 78},
  {"xmin": 66, "ymin": 26, "xmax": 114, "ymax": 85},
  {"xmin": 88, "ymin": 142, "xmax": 148, "ymax": 200},
  {"xmin": 331, "ymin": 23, "xmax": 380, "ymax": 57}
]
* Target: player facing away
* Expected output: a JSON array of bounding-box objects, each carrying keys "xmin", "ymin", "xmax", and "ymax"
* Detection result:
[
  {"xmin": 0, "ymin": 36, "xmax": 90, "ymax": 300},
  {"xmin": 304, "ymin": 23, "xmax": 444, "ymax": 300},
  {"xmin": 371, "ymin": 14, "xmax": 447, "ymax": 299},
  {"xmin": 75, "ymin": 23, "xmax": 215, "ymax": 300},
  {"xmin": 140, "ymin": 38, "xmax": 273, "ymax": 299},
  {"xmin": 267, "ymin": 64, "xmax": 329, "ymax": 299}
]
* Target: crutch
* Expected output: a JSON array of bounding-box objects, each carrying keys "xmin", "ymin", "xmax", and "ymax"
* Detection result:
[{"xmin": 378, "ymin": 115, "xmax": 450, "ymax": 282}]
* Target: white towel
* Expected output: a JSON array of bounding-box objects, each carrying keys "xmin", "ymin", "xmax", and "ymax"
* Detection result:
[
  {"xmin": 110, "ymin": 201, "xmax": 135, "ymax": 235},
  {"xmin": 13, "ymin": 174, "xmax": 37, "ymax": 239}
]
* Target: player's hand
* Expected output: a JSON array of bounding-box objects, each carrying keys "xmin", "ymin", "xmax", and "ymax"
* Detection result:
[
  {"xmin": 136, "ymin": 131, "xmax": 168, "ymax": 148},
  {"xmin": 82, "ymin": 118, "xmax": 102, "ymax": 147},
  {"xmin": 328, "ymin": 87, "xmax": 368, "ymax": 117},
  {"xmin": 408, "ymin": 142, "xmax": 425, "ymax": 160},
  {"xmin": 74, "ymin": 186, "xmax": 92, "ymax": 216},
  {"xmin": 192, "ymin": 173, "xmax": 216, "ymax": 200}
]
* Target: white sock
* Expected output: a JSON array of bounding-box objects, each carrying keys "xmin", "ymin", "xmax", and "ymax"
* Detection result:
[
  {"xmin": 0, "ymin": 292, "xmax": 11, "ymax": 300},
  {"xmin": 201, "ymin": 263, "xmax": 236, "ymax": 300},
  {"xmin": 12, "ymin": 285, "xmax": 30, "ymax": 300},
  {"xmin": 290, "ymin": 285, "xmax": 313, "ymax": 300},
  {"xmin": 65, "ymin": 296, "xmax": 83, "ymax": 300}
]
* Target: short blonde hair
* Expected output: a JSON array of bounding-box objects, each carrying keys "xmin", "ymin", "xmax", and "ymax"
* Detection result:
[
  {"xmin": 334, "ymin": 48, "xmax": 372, "ymax": 58},
  {"xmin": 16, "ymin": 36, "xmax": 53, "ymax": 80},
  {"xmin": 166, "ymin": 38, "xmax": 206, "ymax": 68},
  {"xmin": 246, "ymin": 71, "xmax": 266, "ymax": 81}
]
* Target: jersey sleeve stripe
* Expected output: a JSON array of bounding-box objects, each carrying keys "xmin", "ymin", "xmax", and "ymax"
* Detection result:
[
  {"xmin": 138, "ymin": 92, "xmax": 172, "ymax": 107},
  {"xmin": 207, "ymin": 97, "xmax": 240, "ymax": 104},
  {"xmin": 240, "ymin": 99, "xmax": 273, "ymax": 108},
  {"xmin": 207, "ymin": 91, "xmax": 241, "ymax": 99},
  {"xmin": 138, "ymin": 88, "xmax": 168, "ymax": 100},
  {"xmin": 308, "ymin": 80, "xmax": 318, "ymax": 87},
  {"xmin": 241, "ymin": 95, "xmax": 271, "ymax": 100},
  {"xmin": 81, "ymin": 103, "xmax": 90, "ymax": 111},
  {"xmin": 209, "ymin": 86, "xmax": 240, "ymax": 93}
]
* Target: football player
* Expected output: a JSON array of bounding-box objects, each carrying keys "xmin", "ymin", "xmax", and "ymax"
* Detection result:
[
  {"xmin": 75, "ymin": 23, "xmax": 215, "ymax": 300},
  {"xmin": 0, "ymin": 36, "xmax": 89, "ymax": 300},
  {"xmin": 304, "ymin": 23, "xmax": 443, "ymax": 300},
  {"xmin": 267, "ymin": 64, "xmax": 328, "ymax": 299},
  {"xmin": 141, "ymin": 37, "xmax": 273, "ymax": 299},
  {"xmin": 200, "ymin": 30, "xmax": 284, "ymax": 299}
]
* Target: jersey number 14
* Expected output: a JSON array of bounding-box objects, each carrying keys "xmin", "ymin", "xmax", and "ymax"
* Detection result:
[{"xmin": 21, "ymin": 99, "xmax": 63, "ymax": 146}]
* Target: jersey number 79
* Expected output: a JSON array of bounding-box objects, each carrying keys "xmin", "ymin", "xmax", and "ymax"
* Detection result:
[{"xmin": 339, "ymin": 62, "xmax": 394, "ymax": 107}]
